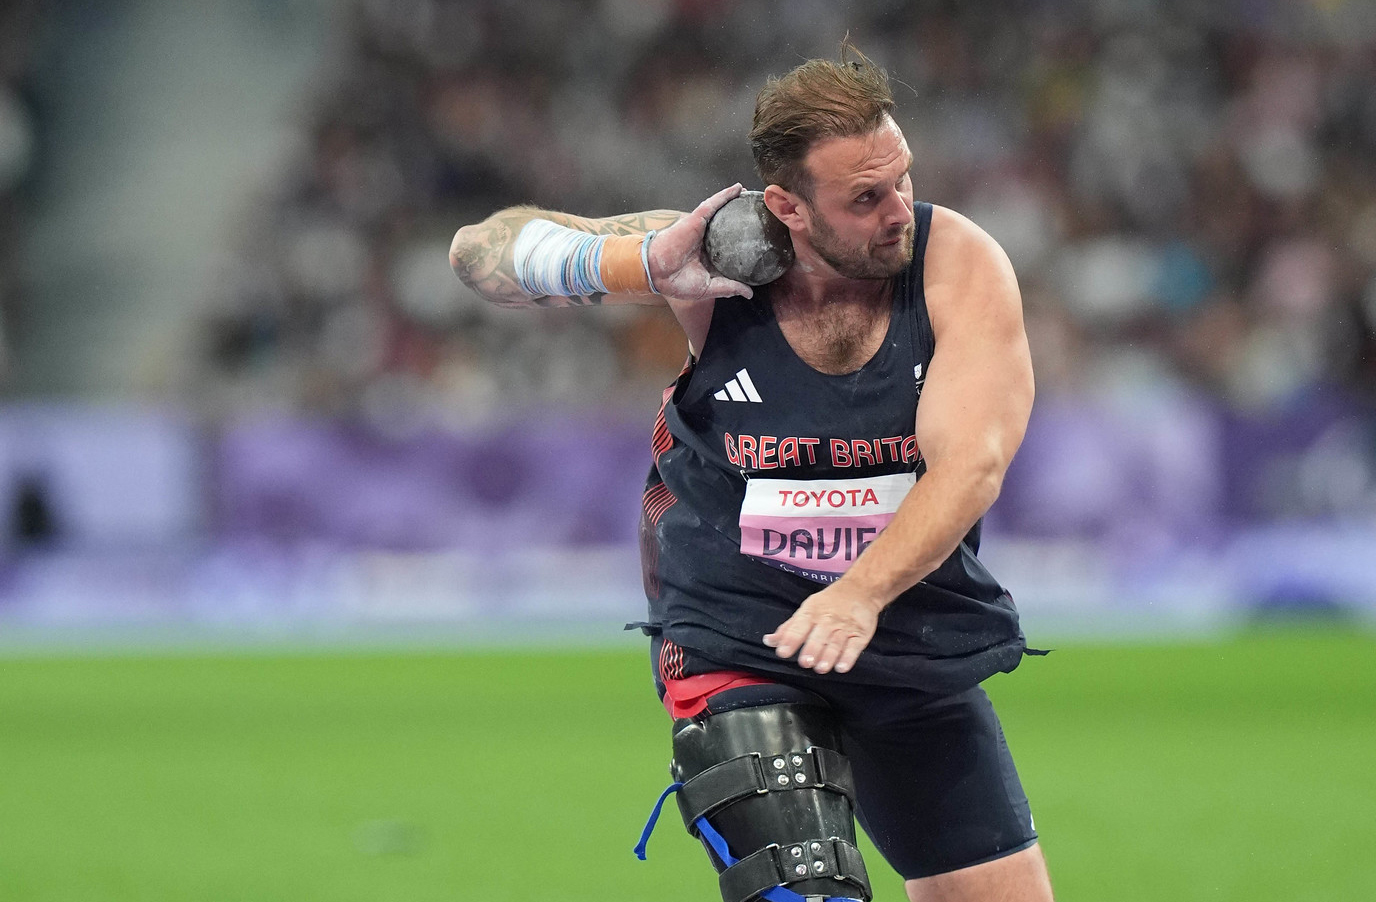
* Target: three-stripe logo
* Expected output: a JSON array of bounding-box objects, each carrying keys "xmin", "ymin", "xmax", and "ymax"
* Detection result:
[{"xmin": 713, "ymin": 368, "xmax": 763, "ymax": 403}]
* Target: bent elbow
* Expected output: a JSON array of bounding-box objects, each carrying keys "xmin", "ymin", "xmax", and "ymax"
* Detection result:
[
  {"xmin": 973, "ymin": 464, "xmax": 1006, "ymax": 511},
  {"xmin": 957, "ymin": 453, "xmax": 1009, "ymax": 516},
  {"xmin": 449, "ymin": 227, "xmax": 477, "ymax": 281}
]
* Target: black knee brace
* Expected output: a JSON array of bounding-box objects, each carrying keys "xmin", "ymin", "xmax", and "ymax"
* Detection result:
[{"xmin": 670, "ymin": 701, "xmax": 872, "ymax": 902}]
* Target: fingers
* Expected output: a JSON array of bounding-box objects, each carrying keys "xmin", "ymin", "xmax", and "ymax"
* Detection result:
[
  {"xmin": 693, "ymin": 183, "xmax": 744, "ymax": 224},
  {"xmin": 695, "ymin": 184, "xmax": 753, "ymax": 298},
  {"xmin": 651, "ymin": 184, "xmax": 748, "ymax": 301},
  {"xmin": 806, "ymin": 630, "xmax": 862, "ymax": 675},
  {"xmin": 762, "ymin": 611, "xmax": 810, "ymax": 658},
  {"xmin": 707, "ymin": 276, "xmax": 753, "ymax": 299},
  {"xmin": 833, "ymin": 635, "xmax": 868, "ymax": 674},
  {"xmin": 764, "ymin": 606, "xmax": 872, "ymax": 674},
  {"xmin": 657, "ymin": 266, "xmax": 751, "ymax": 302},
  {"xmin": 796, "ymin": 624, "xmax": 840, "ymax": 673}
]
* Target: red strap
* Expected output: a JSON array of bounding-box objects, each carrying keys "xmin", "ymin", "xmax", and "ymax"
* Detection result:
[{"xmin": 661, "ymin": 671, "xmax": 776, "ymax": 718}]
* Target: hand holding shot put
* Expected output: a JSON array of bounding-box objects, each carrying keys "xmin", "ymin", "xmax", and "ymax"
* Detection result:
[
  {"xmin": 449, "ymin": 39, "xmax": 1050, "ymax": 902},
  {"xmin": 646, "ymin": 183, "xmax": 765, "ymax": 301},
  {"xmin": 448, "ymin": 182, "xmax": 773, "ymax": 313}
]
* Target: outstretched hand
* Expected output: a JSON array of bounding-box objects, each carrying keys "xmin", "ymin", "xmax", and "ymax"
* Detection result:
[
  {"xmin": 649, "ymin": 184, "xmax": 756, "ymax": 301},
  {"xmin": 763, "ymin": 581, "xmax": 885, "ymax": 675}
]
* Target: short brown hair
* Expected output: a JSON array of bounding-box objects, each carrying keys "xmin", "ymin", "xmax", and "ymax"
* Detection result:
[{"xmin": 750, "ymin": 40, "xmax": 895, "ymax": 200}]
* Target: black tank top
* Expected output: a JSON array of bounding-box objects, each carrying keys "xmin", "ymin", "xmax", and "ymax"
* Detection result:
[{"xmin": 638, "ymin": 203, "xmax": 1027, "ymax": 693}]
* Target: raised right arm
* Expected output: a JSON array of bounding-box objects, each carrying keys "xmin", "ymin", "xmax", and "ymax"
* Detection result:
[
  {"xmin": 449, "ymin": 206, "xmax": 684, "ymax": 309},
  {"xmin": 451, "ymin": 207, "xmax": 682, "ymax": 310},
  {"xmin": 449, "ymin": 185, "xmax": 755, "ymax": 354}
]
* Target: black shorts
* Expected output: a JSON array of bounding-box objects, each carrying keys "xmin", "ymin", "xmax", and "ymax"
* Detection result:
[{"xmin": 651, "ymin": 639, "xmax": 1038, "ymax": 880}]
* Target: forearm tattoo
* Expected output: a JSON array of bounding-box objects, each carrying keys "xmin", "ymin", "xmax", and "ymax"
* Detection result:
[{"xmin": 453, "ymin": 207, "xmax": 682, "ymax": 309}]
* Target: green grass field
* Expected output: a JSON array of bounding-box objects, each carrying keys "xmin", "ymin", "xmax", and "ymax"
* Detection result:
[{"xmin": 2, "ymin": 627, "xmax": 1373, "ymax": 901}]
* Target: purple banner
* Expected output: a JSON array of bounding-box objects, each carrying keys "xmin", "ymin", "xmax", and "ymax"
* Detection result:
[{"xmin": 212, "ymin": 413, "xmax": 653, "ymax": 550}]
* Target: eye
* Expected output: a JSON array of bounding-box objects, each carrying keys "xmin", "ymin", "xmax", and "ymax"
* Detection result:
[{"xmin": 855, "ymin": 191, "xmax": 875, "ymax": 204}]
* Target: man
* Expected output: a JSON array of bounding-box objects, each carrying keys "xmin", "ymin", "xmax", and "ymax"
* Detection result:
[{"xmin": 451, "ymin": 44, "xmax": 1051, "ymax": 902}]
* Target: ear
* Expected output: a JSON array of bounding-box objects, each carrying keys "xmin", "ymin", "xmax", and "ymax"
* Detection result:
[{"xmin": 764, "ymin": 185, "xmax": 809, "ymax": 232}]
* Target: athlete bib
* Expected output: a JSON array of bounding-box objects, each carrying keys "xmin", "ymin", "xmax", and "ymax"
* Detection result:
[{"xmin": 738, "ymin": 472, "xmax": 916, "ymax": 583}]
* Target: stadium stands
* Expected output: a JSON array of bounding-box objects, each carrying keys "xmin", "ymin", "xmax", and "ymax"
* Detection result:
[
  {"xmin": 199, "ymin": 0, "xmax": 1376, "ymax": 421},
  {"xmin": 0, "ymin": 1, "xmax": 41, "ymax": 390}
]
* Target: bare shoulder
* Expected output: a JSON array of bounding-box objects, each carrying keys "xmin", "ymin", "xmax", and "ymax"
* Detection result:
[
  {"xmin": 925, "ymin": 205, "xmax": 1016, "ymax": 291},
  {"xmin": 923, "ymin": 204, "xmax": 1022, "ymax": 333}
]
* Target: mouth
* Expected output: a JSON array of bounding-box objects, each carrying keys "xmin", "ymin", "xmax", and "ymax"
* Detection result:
[{"xmin": 874, "ymin": 224, "xmax": 913, "ymax": 250}]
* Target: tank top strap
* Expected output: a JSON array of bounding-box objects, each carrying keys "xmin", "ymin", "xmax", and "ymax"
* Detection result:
[{"xmin": 901, "ymin": 202, "xmax": 936, "ymax": 371}]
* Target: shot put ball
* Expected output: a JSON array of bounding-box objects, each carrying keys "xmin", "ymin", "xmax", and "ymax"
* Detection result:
[{"xmin": 704, "ymin": 190, "xmax": 794, "ymax": 286}]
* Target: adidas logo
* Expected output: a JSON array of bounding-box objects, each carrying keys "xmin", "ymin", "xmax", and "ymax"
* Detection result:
[{"xmin": 713, "ymin": 368, "xmax": 763, "ymax": 403}]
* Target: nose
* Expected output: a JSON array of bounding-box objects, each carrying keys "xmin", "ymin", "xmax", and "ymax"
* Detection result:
[{"xmin": 882, "ymin": 189, "xmax": 913, "ymax": 228}]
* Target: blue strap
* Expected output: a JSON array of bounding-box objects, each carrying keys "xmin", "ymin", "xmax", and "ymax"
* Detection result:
[
  {"xmin": 692, "ymin": 814, "xmax": 739, "ymax": 865},
  {"xmin": 694, "ymin": 818, "xmax": 803, "ymax": 902},
  {"xmin": 633, "ymin": 781, "xmax": 683, "ymax": 860},
  {"xmin": 635, "ymin": 782, "xmax": 861, "ymax": 902},
  {"xmin": 698, "ymin": 817, "xmax": 866, "ymax": 902}
]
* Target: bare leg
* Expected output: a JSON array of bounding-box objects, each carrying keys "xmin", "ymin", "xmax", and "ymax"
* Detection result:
[{"xmin": 905, "ymin": 843, "xmax": 1053, "ymax": 902}]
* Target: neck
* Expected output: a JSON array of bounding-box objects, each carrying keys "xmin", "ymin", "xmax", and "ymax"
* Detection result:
[
  {"xmin": 773, "ymin": 252, "xmax": 891, "ymax": 312},
  {"xmin": 767, "ymin": 266, "xmax": 894, "ymax": 375}
]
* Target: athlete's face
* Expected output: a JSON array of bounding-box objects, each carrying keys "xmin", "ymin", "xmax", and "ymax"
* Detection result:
[{"xmin": 798, "ymin": 117, "xmax": 916, "ymax": 280}]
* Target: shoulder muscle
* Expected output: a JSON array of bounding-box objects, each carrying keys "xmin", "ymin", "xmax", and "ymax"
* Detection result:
[{"xmin": 923, "ymin": 205, "xmax": 1021, "ymax": 338}]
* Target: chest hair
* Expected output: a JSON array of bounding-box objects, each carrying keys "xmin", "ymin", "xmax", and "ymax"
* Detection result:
[{"xmin": 773, "ymin": 293, "xmax": 892, "ymax": 375}]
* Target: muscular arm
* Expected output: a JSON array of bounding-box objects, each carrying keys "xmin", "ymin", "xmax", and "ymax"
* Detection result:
[
  {"xmin": 765, "ymin": 205, "xmax": 1035, "ymax": 673},
  {"xmin": 449, "ymin": 185, "xmax": 754, "ymax": 352},
  {"xmin": 449, "ymin": 207, "xmax": 683, "ymax": 309},
  {"xmin": 848, "ymin": 205, "xmax": 1033, "ymax": 592}
]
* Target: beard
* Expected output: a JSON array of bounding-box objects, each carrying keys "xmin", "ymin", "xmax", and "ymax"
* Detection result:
[{"xmin": 809, "ymin": 213, "xmax": 915, "ymax": 280}]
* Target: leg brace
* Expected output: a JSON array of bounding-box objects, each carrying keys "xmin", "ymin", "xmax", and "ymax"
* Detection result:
[{"xmin": 667, "ymin": 701, "xmax": 872, "ymax": 902}]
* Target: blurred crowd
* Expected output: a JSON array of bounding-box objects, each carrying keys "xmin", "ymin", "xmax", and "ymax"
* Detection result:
[
  {"xmin": 0, "ymin": 1, "xmax": 42, "ymax": 391},
  {"xmin": 198, "ymin": 0, "xmax": 1376, "ymax": 423}
]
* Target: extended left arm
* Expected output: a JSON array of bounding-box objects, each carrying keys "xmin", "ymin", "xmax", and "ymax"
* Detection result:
[{"xmin": 764, "ymin": 207, "xmax": 1034, "ymax": 674}]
